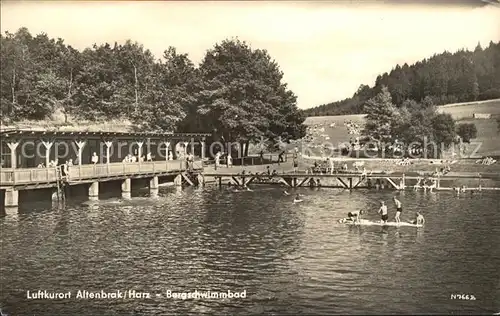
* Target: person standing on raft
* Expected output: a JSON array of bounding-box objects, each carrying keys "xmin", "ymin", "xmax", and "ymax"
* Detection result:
[
  {"xmin": 393, "ymin": 197, "xmax": 403, "ymax": 224},
  {"xmin": 378, "ymin": 201, "xmax": 388, "ymax": 224}
]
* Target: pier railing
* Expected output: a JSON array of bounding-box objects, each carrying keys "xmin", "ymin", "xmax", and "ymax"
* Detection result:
[
  {"xmin": 0, "ymin": 160, "xmax": 203, "ymax": 185},
  {"xmin": 204, "ymin": 153, "xmax": 291, "ymax": 167},
  {"xmin": 0, "ymin": 168, "xmax": 59, "ymax": 185}
]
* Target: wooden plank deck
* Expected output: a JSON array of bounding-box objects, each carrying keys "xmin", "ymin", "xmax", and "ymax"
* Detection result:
[
  {"xmin": 202, "ymin": 172, "xmax": 500, "ymax": 181},
  {"xmin": 0, "ymin": 160, "xmax": 203, "ymax": 187}
]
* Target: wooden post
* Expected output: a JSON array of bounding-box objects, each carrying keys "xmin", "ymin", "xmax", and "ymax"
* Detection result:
[
  {"xmin": 349, "ymin": 177, "xmax": 353, "ymax": 190},
  {"xmin": 122, "ymin": 178, "xmax": 131, "ymax": 199},
  {"xmin": 166, "ymin": 141, "xmax": 171, "ymax": 161},
  {"xmin": 88, "ymin": 181, "xmax": 99, "ymax": 200},
  {"xmin": 149, "ymin": 176, "xmax": 159, "ymax": 197},
  {"xmin": 201, "ymin": 137, "xmax": 206, "ymax": 160},
  {"xmin": 4, "ymin": 188, "xmax": 19, "ymax": 207},
  {"xmin": 197, "ymin": 174, "xmax": 205, "ymax": 186}
]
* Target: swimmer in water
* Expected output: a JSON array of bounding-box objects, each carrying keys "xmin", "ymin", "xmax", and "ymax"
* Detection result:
[
  {"xmin": 413, "ymin": 177, "xmax": 422, "ymax": 191},
  {"xmin": 378, "ymin": 201, "xmax": 388, "ymax": 224},
  {"xmin": 411, "ymin": 212, "xmax": 425, "ymax": 225},
  {"xmin": 347, "ymin": 209, "xmax": 364, "ymax": 224},
  {"xmin": 293, "ymin": 194, "xmax": 303, "ymax": 203}
]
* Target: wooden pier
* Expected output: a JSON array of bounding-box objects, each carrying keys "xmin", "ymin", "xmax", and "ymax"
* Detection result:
[
  {"xmin": 0, "ymin": 128, "xmax": 210, "ymax": 213},
  {"xmin": 201, "ymin": 171, "xmax": 500, "ymax": 191},
  {"xmin": 1, "ymin": 160, "xmax": 203, "ymax": 188}
]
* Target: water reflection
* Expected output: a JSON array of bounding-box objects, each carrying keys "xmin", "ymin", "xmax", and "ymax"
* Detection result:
[
  {"xmin": 1, "ymin": 187, "xmax": 499, "ymax": 315},
  {"xmin": 4, "ymin": 207, "xmax": 19, "ymax": 217}
]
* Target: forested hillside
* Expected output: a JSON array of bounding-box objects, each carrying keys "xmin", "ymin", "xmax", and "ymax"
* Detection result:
[
  {"xmin": 0, "ymin": 27, "xmax": 306, "ymax": 148},
  {"xmin": 304, "ymin": 41, "xmax": 500, "ymax": 116}
]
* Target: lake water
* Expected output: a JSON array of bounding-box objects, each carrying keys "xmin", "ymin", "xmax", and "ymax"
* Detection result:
[{"xmin": 1, "ymin": 185, "xmax": 499, "ymax": 315}]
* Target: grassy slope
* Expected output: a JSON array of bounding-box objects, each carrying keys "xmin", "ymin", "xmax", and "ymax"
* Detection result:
[{"xmin": 303, "ymin": 99, "xmax": 500, "ymax": 157}]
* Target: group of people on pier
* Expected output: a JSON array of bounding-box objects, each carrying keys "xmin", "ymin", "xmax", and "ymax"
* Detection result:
[
  {"xmin": 30, "ymin": 147, "xmax": 194, "ymax": 179},
  {"xmin": 413, "ymin": 177, "xmax": 438, "ymax": 192},
  {"xmin": 214, "ymin": 151, "xmax": 232, "ymax": 169},
  {"xmin": 122, "ymin": 152, "xmax": 156, "ymax": 163}
]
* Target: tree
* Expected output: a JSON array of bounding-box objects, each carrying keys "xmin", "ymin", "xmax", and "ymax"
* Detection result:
[
  {"xmin": 30, "ymin": 70, "xmax": 66, "ymax": 119},
  {"xmin": 73, "ymin": 43, "xmax": 123, "ymax": 120},
  {"xmin": 197, "ymin": 38, "xmax": 305, "ymax": 154},
  {"xmin": 431, "ymin": 113, "xmax": 456, "ymax": 157},
  {"xmin": 399, "ymin": 105, "xmax": 437, "ymax": 156},
  {"xmin": 160, "ymin": 47, "xmax": 204, "ymax": 133},
  {"xmin": 0, "ymin": 28, "xmax": 54, "ymax": 120},
  {"xmin": 268, "ymin": 89, "xmax": 307, "ymax": 146},
  {"xmin": 137, "ymin": 47, "xmax": 197, "ymax": 132},
  {"xmin": 364, "ymin": 95, "xmax": 457, "ymax": 158},
  {"xmin": 456, "ymin": 123, "xmax": 478, "ymax": 143},
  {"xmin": 362, "ymin": 86, "xmax": 399, "ymax": 149},
  {"xmin": 114, "ymin": 40, "xmax": 157, "ymax": 118},
  {"xmin": 0, "ymin": 31, "xmax": 21, "ymax": 118},
  {"xmin": 54, "ymin": 43, "xmax": 82, "ymax": 122}
]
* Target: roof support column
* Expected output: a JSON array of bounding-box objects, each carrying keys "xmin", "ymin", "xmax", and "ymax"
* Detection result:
[
  {"xmin": 75, "ymin": 140, "xmax": 86, "ymax": 177},
  {"xmin": 171, "ymin": 140, "xmax": 178, "ymax": 160},
  {"xmin": 42, "ymin": 140, "xmax": 54, "ymax": 168},
  {"xmin": 164, "ymin": 141, "xmax": 171, "ymax": 161},
  {"xmin": 104, "ymin": 141, "xmax": 113, "ymax": 164},
  {"xmin": 7, "ymin": 141, "xmax": 19, "ymax": 169},
  {"xmin": 201, "ymin": 137, "xmax": 206, "ymax": 160},
  {"xmin": 137, "ymin": 141, "xmax": 144, "ymax": 170},
  {"xmin": 104, "ymin": 140, "xmax": 113, "ymax": 175}
]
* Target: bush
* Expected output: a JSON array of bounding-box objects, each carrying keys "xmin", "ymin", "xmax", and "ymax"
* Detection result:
[{"xmin": 456, "ymin": 123, "xmax": 478, "ymax": 143}]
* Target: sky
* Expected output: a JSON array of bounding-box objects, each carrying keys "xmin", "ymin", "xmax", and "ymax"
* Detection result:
[{"xmin": 1, "ymin": 1, "xmax": 499, "ymax": 109}]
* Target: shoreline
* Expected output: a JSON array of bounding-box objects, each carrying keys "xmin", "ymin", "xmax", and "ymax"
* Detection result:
[{"xmin": 203, "ymin": 155, "xmax": 500, "ymax": 176}]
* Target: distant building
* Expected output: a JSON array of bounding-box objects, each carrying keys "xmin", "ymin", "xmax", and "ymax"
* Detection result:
[{"xmin": 473, "ymin": 113, "xmax": 491, "ymax": 119}]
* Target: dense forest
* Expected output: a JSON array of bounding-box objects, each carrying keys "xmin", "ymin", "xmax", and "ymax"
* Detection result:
[
  {"xmin": 304, "ymin": 41, "xmax": 500, "ymax": 116},
  {"xmin": 0, "ymin": 27, "xmax": 306, "ymax": 151}
]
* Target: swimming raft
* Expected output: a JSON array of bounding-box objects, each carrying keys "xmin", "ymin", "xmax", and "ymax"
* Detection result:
[{"xmin": 338, "ymin": 218, "xmax": 423, "ymax": 227}]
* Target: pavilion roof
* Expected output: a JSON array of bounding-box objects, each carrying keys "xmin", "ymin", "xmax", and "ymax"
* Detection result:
[{"xmin": 0, "ymin": 128, "xmax": 210, "ymax": 140}]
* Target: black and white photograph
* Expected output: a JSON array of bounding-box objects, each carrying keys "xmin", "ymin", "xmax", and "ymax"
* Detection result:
[{"xmin": 1, "ymin": 0, "xmax": 500, "ymax": 315}]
